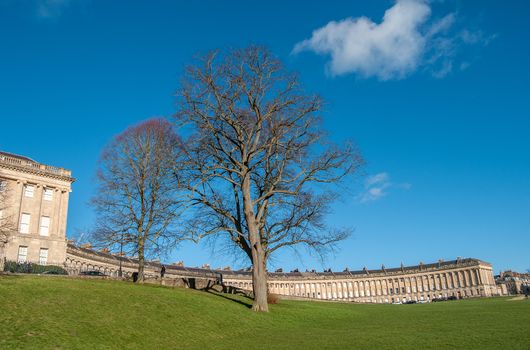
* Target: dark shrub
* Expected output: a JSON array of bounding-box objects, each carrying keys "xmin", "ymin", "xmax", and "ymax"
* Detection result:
[
  {"xmin": 3, "ymin": 261, "xmax": 68, "ymax": 275},
  {"xmin": 267, "ymin": 293, "xmax": 280, "ymax": 304}
]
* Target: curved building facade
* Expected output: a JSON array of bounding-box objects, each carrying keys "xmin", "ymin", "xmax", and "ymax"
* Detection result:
[
  {"xmin": 222, "ymin": 258, "xmax": 497, "ymax": 303},
  {"xmin": 64, "ymin": 243, "xmax": 498, "ymax": 303}
]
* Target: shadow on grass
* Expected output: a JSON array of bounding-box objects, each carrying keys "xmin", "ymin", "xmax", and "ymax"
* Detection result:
[
  {"xmin": 195, "ymin": 281, "xmax": 253, "ymax": 309},
  {"xmin": 204, "ymin": 289, "xmax": 254, "ymax": 309}
]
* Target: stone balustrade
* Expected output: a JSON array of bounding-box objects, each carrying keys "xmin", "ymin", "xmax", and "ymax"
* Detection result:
[{"xmin": 0, "ymin": 152, "xmax": 72, "ymax": 178}]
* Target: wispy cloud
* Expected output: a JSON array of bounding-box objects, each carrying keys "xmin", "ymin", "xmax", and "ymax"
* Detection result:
[
  {"xmin": 358, "ymin": 172, "xmax": 410, "ymax": 203},
  {"xmin": 36, "ymin": 0, "xmax": 72, "ymax": 19},
  {"xmin": 293, "ymin": 0, "xmax": 495, "ymax": 80}
]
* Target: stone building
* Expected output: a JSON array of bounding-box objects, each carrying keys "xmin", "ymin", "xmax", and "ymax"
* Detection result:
[
  {"xmin": 63, "ymin": 243, "xmax": 500, "ymax": 303},
  {"xmin": 495, "ymin": 270, "xmax": 530, "ymax": 295},
  {"xmin": 0, "ymin": 150, "xmax": 505, "ymax": 304},
  {"xmin": 222, "ymin": 258, "xmax": 498, "ymax": 303},
  {"xmin": 0, "ymin": 151, "xmax": 74, "ymax": 268}
]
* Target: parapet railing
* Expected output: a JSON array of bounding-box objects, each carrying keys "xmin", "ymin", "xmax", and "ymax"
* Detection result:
[{"xmin": 0, "ymin": 153, "xmax": 71, "ymax": 177}]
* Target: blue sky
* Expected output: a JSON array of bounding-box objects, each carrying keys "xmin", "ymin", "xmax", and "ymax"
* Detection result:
[{"xmin": 1, "ymin": 0, "xmax": 529, "ymax": 273}]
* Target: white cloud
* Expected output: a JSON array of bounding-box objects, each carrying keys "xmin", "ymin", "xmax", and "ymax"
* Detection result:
[
  {"xmin": 359, "ymin": 172, "xmax": 391, "ymax": 203},
  {"xmin": 358, "ymin": 172, "xmax": 410, "ymax": 203},
  {"xmin": 365, "ymin": 172, "xmax": 389, "ymax": 187},
  {"xmin": 361, "ymin": 186, "xmax": 387, "ymax": 202},
  {"xmin": 293, "ymin": 0, "xmax": 494, "ymax": 80},
  {"xmin": 36, "ymin": 0, "xmax": 72, "ymax": 19}
]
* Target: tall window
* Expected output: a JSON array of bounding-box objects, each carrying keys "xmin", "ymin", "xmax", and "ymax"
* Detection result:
[
  {"xmin": 39, "ymin": 216, "xmax": 50, "ymax": 236},
  {"xmin": 17, "ymin": 246, "xmax": 28, "ymax": 263},
  {"xmin": 39, "ymin": 248, "xmax": 48, "ymax": 265},
  {"xmin": 43, "ymin": 188, "xmax": 53, "ymax": 201},
  {"xmin": 20, "ymin": 213, "xmax": 31, "ymax": 233},
  {"xmin": 24, "ymin": 185, "xmax": 34, "ymax": 198}
]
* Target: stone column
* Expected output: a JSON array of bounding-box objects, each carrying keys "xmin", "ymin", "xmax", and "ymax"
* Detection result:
[
  {"xmin": 469, "ymin": 270, "xmax": 476, "ymax": 286},
  {"xmin": 405, "ymin": 277, "xmax": 411, "ymax": 294},
  {"xmin": 359, "ymin": 281, "xmax": 364, "ymax": 298},
  {"xmin": 462, "ymin": 271, "xmax": 468, "ymax": 288},
  {"xmin": 14, "ymin": 180, "xmax": 24, "ymax": 231},
  {"xmin": 430, "ymin": 274, "xmax": 436, "ymax": 291},
  {"xmin": 423, "ymin": 275, "xmax": 429, "ymax": 292},
  {"xmin": 475, "ymin": 268, "xmax": 484, "ymax": 285},
  {"xmin": 36, "ymin": 184, "xmax": 44, "ymax": 236}
]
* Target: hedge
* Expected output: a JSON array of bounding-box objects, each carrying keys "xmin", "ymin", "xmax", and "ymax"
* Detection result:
[{"xmin": 3, "ymin": 261, "xmax": 68, "ymax": 275}]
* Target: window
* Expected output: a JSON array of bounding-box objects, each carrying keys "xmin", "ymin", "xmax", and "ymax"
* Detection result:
[
  {"xmin": 39, "ymin": 248, "xmax": 48, "ymax": 265},
  {"xmin": 43, "ymin": 188, "xmax": 53, "ymax": 201},
  {"xmin": 20, "ymin": 213, "xmax": 30, "ymax": 233},
  {"xmin": 24, "ymin": 185, "xmax": 34, "ymax": 198},
  {"xmin": 0, "ymin": 180, "xmax": 6, "ymax": 193},
  {"xmin": 39, "ymin": 216, "xmax": 50, "ymax": 236},
  {"xmin": 18, "ymin": 246, "xmax": 28, "ymax": 263}
]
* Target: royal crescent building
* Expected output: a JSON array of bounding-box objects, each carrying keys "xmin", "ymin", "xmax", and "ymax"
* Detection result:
[{"xmin": 0, "ymin": 151, "xmax": 506, "ymax": 302}]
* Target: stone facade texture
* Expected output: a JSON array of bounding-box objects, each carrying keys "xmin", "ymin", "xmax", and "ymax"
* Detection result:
[{"xmin": 0, "ymin": 152, "xmax": 74, "ymax": 267}]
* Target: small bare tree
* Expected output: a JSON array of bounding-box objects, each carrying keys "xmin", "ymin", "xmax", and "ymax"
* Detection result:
[
  {"xmin": 0, "ymin": 179, "xmax": 15, "ymax": 271},
  {"xmin": 0, "ymin": 179, "xmax": 15, "ymax": 256},
  {"xmin": 175, "ymin": 47, "xmax": 363, "ymax": 311},
  {"xmin": 91, "ymin": 118, "xmax": 184, "ymax": 282}
]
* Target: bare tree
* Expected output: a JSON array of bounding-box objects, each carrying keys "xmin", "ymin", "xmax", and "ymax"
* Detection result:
[
  {"xmin": 91, "ymin": 118, "xmax": 185, "ymax": 282},
  {"xmin": 0, "ymin": 179, "xmax": 15, "ymax": 262},
  {"xmin": 175, "ymin": 47, "xmax": 363, "ymax": 311}
]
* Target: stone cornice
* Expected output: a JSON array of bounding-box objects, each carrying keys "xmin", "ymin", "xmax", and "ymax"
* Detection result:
[{"xmin": 0, "ymin": 154, "xmax": 74, "ymax": 183}]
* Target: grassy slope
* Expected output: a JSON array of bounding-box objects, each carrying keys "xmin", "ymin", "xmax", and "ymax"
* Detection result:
[{"xmin": 0, "ymin": 275, "xmax": 529, "ymax": 350}]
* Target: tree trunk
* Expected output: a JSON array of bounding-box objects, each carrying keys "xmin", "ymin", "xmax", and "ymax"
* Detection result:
[
  {"xmin": 251, "ymin": 245, "xmax": 269, "ymax": 312},
  {"xmin": 241, "ymin": 173, "xmax": 269, "ymax": 312},
  {"xmin": 137, "ymin": 241, "xmax": 145, "ymax": 283}
]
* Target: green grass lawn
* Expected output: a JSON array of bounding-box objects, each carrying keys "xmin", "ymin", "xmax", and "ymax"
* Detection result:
[{"xmin": 1, "ymin": 275, "xmax": 529, "ymax": 349}]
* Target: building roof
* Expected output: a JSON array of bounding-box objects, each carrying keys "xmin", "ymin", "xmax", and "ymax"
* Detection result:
[
  {"xmin": 0, "ymin": 151, "xmax": 37, "ymax": 163},
  {"xmin": 66, "ymin": 243, "xmax": 488, "ymax": 280}
]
